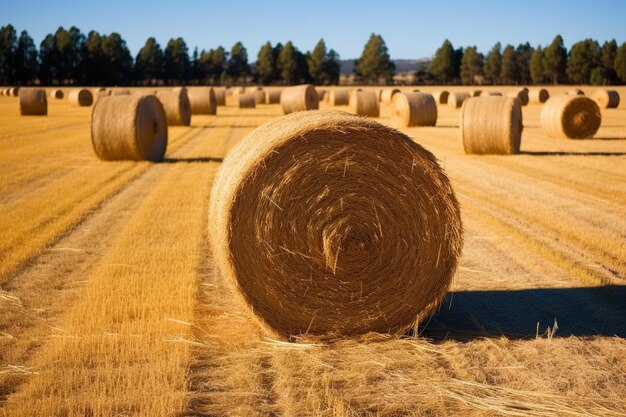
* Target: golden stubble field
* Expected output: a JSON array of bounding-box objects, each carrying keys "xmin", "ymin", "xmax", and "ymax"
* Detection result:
[{"xmin": 0, "ymin": 85, "xmax": 625, "ymax": 416}]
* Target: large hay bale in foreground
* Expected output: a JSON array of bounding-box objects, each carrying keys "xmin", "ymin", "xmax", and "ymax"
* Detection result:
[
  {"xmin": 432, "ymin": 90, "xmax": 449, "ymax": 105},
  {"xmin": 392, "ymin": 92, "xmax": 437, "ymax": 127},
  {"xmin": 49, "ymin": 89, "xmax": 64, "ymax": 99},
  {"xmin": 591, "ymin": 89, "xmax": 620, "ymax": 109},
  {"xmin": 214, "ymin": 88, "xmax": 226, "ymax": 106},
  {"xmin": 187, "ymin": 87, "xmax": 217, "ymax": 115},
  {"xmin": 19, "ymin": 88, "xmax": 47, "ymax": 116},
  {"xmin": 541, "ymin": 95, "xmax": 601, "ymax": 139},
  {"xmin": 329, "ymin": 90, "xmax": 349, "ymax": 106},
  {"xmin": 239, "ymin": 93, "xmax": 256, "ymax": 108},
  {"xmin": 208, "ymin": 110, "xmax": 463, "ymax": 336},
  {"xmin": 280, "ymin": 84, "xmax": 318, "ymax": 114},
  {"xmin": 255, "ymin": 89, "xmax": 266, "ymax": 104},
  {"xmin": 506, "ymin": 89, "xmax": 529, "ymax": 106},
  {"xmin": 528, "ymin": 88, "xmax": 549, "ymax": 104},
  {"xmin": 91, "ymin": 95, "xmax": 167, "ymax": 161},
  {"xmin": 156, "ymin": 89, "xmax": 191, "ymax": 126},
  {"xmin": 448, "ymin": 92, "xmax": 471, "ymax": 109},
  {"xmin": 69, "ymin": 89, "xmax": 94, "ymax": 106},
  {"xmin": 380, "ymin": 88, "xmax": 401, "ymax": 103},
  {"xmin": 461, "ymin": 96, "xmax": 523, "ymax": 154},
  {"xmin": 266, "ymin": 90, "xmax": 281, "ymax": 104},
  {"xmin": 350, "ymin": 90, "xmax": 380, "ymax": 117}
]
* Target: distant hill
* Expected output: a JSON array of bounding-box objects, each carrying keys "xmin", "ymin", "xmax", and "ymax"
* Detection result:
[{"xmin": 340, "ymin": 58, "xmax": 431, "ymax": 75}]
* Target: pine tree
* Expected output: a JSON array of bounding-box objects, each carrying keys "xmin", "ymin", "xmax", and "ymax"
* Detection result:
[
  {"xmin": 164, "ymin": 37, "xmax": 190, "ymax": 85},
  {"xmin": 516, "ymin": 42, "xmax": 534, "ymax": 85},
  {"xmin": 101, "ymin": 32, "xmax": 133, "ymax": 85},
  {"xmin": 484, "ymin": 42, "xmax": 502, "ymax": 84},
  {"xmin": 38, "ymin": 34, "xmax": 55, "ymax": 84},
  {"xmin": 326, "ymin": 49, "xmax": 341, "ymax": 85},
  {"xmin": 530, "ymin": 47, "xmax": 545, "ymax": 84},
  {"xmin": 227, "ymin": 41, "xmax": 249, "ymax": 85},
  {"xmin": 460, "ymin": 46, "xmax": 483, "ymax": 85},
  {"xmin": 356, "ymin": 34, "xmax": 394, "ymax": 85},
  {"xmin": 83, "ymin": 31, "xmax": 104, "ymax": 85},
  {"xmin": 543, "ymin": 35, "xmax": 567, "ymax": 84},
  {"xmin": 308, "ymin": 39, "xmax": 327, "ymax": 84},
  {"xmin": 53, "ymin": 26, "xmax": 85, "ymax": 84},
  {"xmin": 135, "ymin": 37, "xmax": 163, "ymax": 85},
  {"xmin": 278, "ymin": 41, "xmax": 297, "ymax": 84},
  {"xmin": 255, "ymin": 41, "xmax": 276, "ymax": 84},
  {"xmin": 500, "ymin": 44, "xmax": 518, "ymax": 84},
  {"xmin": 601, "ymin": 40, "xmax": 618, "ymax": 84},
  {"xmin": 429, "ymin": 39, "xmax": 455, "ymax": 84},
  {"xmin": 0, "ymin": 24, "xmax": 17, "ymax": 84},
  {"xmin": 615, "ymin": 42, "xmax": 626, "ymax": 83},
  {"xmin": 14, "ymin": 30, "xmax": 38, "ymax": 84},
  {"xmin": 566, "ymin": 39, "xmax": 600, "ymax": 84}
]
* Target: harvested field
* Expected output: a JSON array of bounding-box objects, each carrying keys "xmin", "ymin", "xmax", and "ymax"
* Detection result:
[{"xmin": 0, "ymin": 85, "xmax": 625, "ymax": 416}]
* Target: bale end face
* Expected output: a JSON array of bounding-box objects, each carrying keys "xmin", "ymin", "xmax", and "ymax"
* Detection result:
[
  {"xmin": 20, "ymin": 88, "xmax": 48, "ymax": 116},
  {"xmin": 541, "ymin": 95, "xmax": 601, "ymax": 139}
]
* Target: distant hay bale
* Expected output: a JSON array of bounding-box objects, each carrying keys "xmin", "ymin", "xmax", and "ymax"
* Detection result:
[
  {"xmin": 208, "ymin": 109, "xmax": 463, "ymax": 336},
  {"xmin": 432, "ymin": 90, "xmax": 449, "ymax": 105},
  {"xmin": 111, "ymin": 89, "xmax": 130, "ymax": 96},
  {"xmin": 528, "ymin": 88, "xmax": 549, "ymax": 104},
  {"xmin": 91, "ymin": 95, "xmax": 167, "ymax": 161},
  {"xmin": 590, "ymin": 89, "xmax": 620, "ymax": 109},
  {"xmin": 156, "ymin": 88, "xmax": 191, "ymax": 126},
  {"xmin": 329, "ymin": 90, "xmax": 349, "ymax": 106},
  {"xmin": 187, "ymin": 87, "xmax": 217, "ymax": 115},
  {"xmin": 239, "ymin": 93, "xmax": 256, "ymax": 108},
  {"xmin": 412, "ymin": 89, "xmax": 420, "ymax": 92},
  {"xmin": 280, "ymin": 84, "xmax": 319, "ymax": 114},
  {"xmin": 481, "ymin": 91, "xmax": 502, "ymax": 96},
  {"xmin": 506, "ymin": 89, "xmax": 529, "ymax": 106},
  {"xmin": 567, "ymin": 88, "xmax": 585, "ymax": 96},
  {"xmin": 448, "ymin": 92, "xmax": 471, "ymax": 109},
  {"xmin": 380, "ymin": 88, "xmax": 401, "ymax": 103},
  {"xmin": 49, "ymin": 89, "xmax": 64, "ymax": 99},
  {"xmin": 469, "ymin": 90, "xmax": 482, "ymax": 97},
  {"xmin": 461, "ymin": 96, "xmax": 523, "ymax": 154},
  {"xmin": 230, "ymin": 86, "xmax": 245, "ymax": 96},
  {"xmin": 350, "ymin": 90, "xmax": 380, "ymax": 117},
  {"xmin": 11, "ymin": 87, "xmax": 20, "ymax": 97},
  {"xmin": 316, "ymin": 88, "xmax": 326, "ymax": 101},
  {"xmin": 214, "ymin": 88, "xmax": 226, "ymax": 106},
  {"xmin": 266, "ymin": 90, "xmax": 281, "ymax": 104},
  {"xmin": 392, "ymin": 92, "xmax": 437, "ymax": 127},
  {"xmin": 541, "ymin": 95, "xmax": 601, "ymax": 139},
  {"xmin": 255, "ymin": 89, "xmax": 266, "ymax": 104},
  {"xmin": 69, "ymin": 89, "xmax": 94, "ymax": 106},
  {"xmin": 19, "ymin": 88, "xmax": 47, "ymax": 116}
]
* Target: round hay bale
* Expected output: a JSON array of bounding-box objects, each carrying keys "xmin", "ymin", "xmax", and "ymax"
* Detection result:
[
  {"xmin": 469, "ymin": 90, "xmax": 482, "ymax": 97},
  {"xmin": 231, "ymin": 86, "xmax": 245, "ymax": 96},
  {"xmin": 380, "ymin": 88, "xmax": 401, "ymax": 103},
  {"xmin": 91, "ymin": 95, "xmax": 167, "ymax": 161},
  {"xmin": 187, "ymin": 87, "xmax": 217, "ymax": 115},
  {"xmin": 506, "ymin": 89, "xmax": 529, "ymax": 106},
  {"xmin": 432, "ymin": 91, "xmax": 449, "ymax": 105},
  {"xmin": 481, "ymin": 91, "xmax": 502, "ymax": 97},
  {"xmin": 49, "ymin": 89, "xmax": 64, "ymax": 99},
  {"xmin": 566, "ymin": 88, "xmax": 585, "ymax": 96},
  {"xmin": 540, "ymin": 95, "xmax": 601, "ymax": 139},
  {"xmin": 280, "ymin": 84, "xmax": 319, "ymax": 114},
  {"xmin": 69, "ymin": 89, "xmax": 94, "ymax": 106},
  {"xmin": 156, "ymin": 88, "xmax": 191, "ymax": 126},
  {"xmin": 461, "ymin": 96, "xmax": 523, "ymax": 154},
  {"xmin": 448, "ymin": 92, "xmax": 471, "ymax": 109},
  {"xmin": 350, "ymin": 90, "xmax": 380, "ymax": 117},
  {"xmin": 329, "ymin": 90, "xmax": 349, "ymax": 106},
  {"xmin": 111, "ymin": 89, "xmax": 130, "ymax": 96},
  {"xmin": 208, "ymin": 109, "xmax": 463, "ymax": 337},
  {"xmin": 412, "ymin": 89, "xmax": 420, "ymax": 92},
  {"xmin": 266, "ymin": 90, "xmax": 281, "ymax": 104},
  {"xmin": 11, "ymin": 87, "xmax": 20, "ymax": 97},
  {"xmin": 590, "ymin": 89, "xmax": 620, "ymax": 109},
  {"xmin": 238, "ymin": 93, "xmax": 256, "ymax": 108},
  {"xmin": 316, "ymin": 88, "xmax": 326, "ymax": 101},
  {"xmin": 214, "ymin": 88, "xmax": 226, "ymax": 106},
  {"xmin": 255, "ymin": 89, "xmax": 266, "ymax": 105},
  {"xmin": 392, "ymin": 92, "xmax": 437, "ymax": 127},
  {"xmin": 528, "ymin": 88, "xmax": 549, "ymax": 104},
  {"xmin": 19, "ymin": 88, "xmax": 47, "ymax": 116}
]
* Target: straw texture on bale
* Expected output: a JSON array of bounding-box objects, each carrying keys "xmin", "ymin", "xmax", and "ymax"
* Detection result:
[
  {"xmin": 461, "ymin": 96, "xmax": 523, "ymax": 155},
  {"xmin": 255, "ymin": 90, "xmax": 266, "ymax": 104},
  {"xmin": 214, "ymin": 88, "xmax": 226, "ymax": 106},
  {"xmin": 481, "ymin": 91, "xmax": 502, "ymax": 97},
  {"xmin": 591, "ymin": 89, "xmax": 620, "ymax": 109},
  {"xmin": 380, "ymin": 88, "xmax": 401, "ymax": 103},
  {"xmin": 280, "ymin": 84, "xmax": 319, "ymax": 114},
  {"xmin": 91, "ymin": 95, "xmax": 167, "ymax": 161},
  {"xmin": 156, "ymin": 89, "xmax": 191, "ymax": 126},
  {"xmin": 392, "ymin": 92, "xmax": 437, "ymax": 127},
  {"xmin": 432, "ymin": 90, "xmax": 449, "ymax": 104},
  {"xmin": 448, "ymin": 92, "xmax": 471, "ymax": 109},
  {"xmin": 329, "ymin": 90, "xmax": 349, "ymax": 106},
  {"xmin": 266, "ymin": 90, "xmax": 281, "ymax": 104},
  {"xmin": 567, "ymin": 88, "xmax": 585, "ymax": 96},
  {"xmin": 528, "ymin": 88, "xmax": 549, "ymax": 104},
  {"xmin": 506, "ymin": 89, "xmax": 529, "ymax": 106},
  {"xmin": 49, "ymin": 89, "xmax": 64, "ymax": 99},
  {"xmin": 350, "ymin": 90, "xmax": 380, "ymax": 117},
  {"xmin": 238, "ymin": 93, "xmax": 256, "ymax": 108},
  {"xmin": 19, "ymin": 88, "xmax": 47, "ymax": 116},
  {"xmin": 69, "ymin": 89, "xmax": 94, "ymax": 106},
  {"xmin": 208, "ymin": 110, "xmax": 463, "ymax": 337},
  {"xmin": 540, "ymin": 95, "xmax": 601, "ymax": 139},
  {"xmin": 187, "ymin": 87, "xmax": 217, "ymax": 115}
]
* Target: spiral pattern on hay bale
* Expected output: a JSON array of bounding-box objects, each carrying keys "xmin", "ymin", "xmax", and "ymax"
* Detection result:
[
  {"xmin": 156, "ymin": 88, "xmax": 191, "ymax": 126},
  {"xmin": 19, "ymin": 88, "xmax": 47, "ymax": 116},
  {"xmin": 432, "ymin": 91, "xmax": 449, "ymax": 105},
  {"xmin": 280, "ymin": 84, "xmax": 319, "ymax": 114},
  {"xmin": 208, "ymin": 110, "xmax": 463, "ymax": 337},
  {"xmin": 392, "ymin": 92, "xmax": 437, "ymax": 127},
  {"xmin": 214, "ymin": 88, "xmax": 226, "ymax": 106},
  {"xmin": 506, "ymin": 89, "xmax": 529, "ymax": 106},
  {"xmin": 255, "ymin": 90, "xmax": 266, "ymax": 104},
  {"xmin": 49, "ymin": 89, "xmax": 64, "ymax": 99},
  {"xmin": 541, "ymin": 95, "xmax": 601, "ymax": 139},
  {"xmin": 238, "ymin": 93, "xmax": 256, "ymax": 108},
  {"xmin": 349, "ymin": 90, "xmax": 380, "ymax": 117},
  {"xmin": 187, "ymin": 87, "xmax": 217, "ymax": 115},
  {"xmin": 380, "ymin": 88, "xmax": 401, "ymax": 103},
  {"xmin": 69, "ymin": 89, "xmax": 94, "ymax": 106},
  {"xmin": 266, "ymin": 90, "xmax": 281, "ymax": 104},
  {"xmin": 329, "ymin": 90, "xmax": 349, "ymax": 106},
  {"xmin": 528, "ymin": 88, "xmax": 549, "ymax": 104},
  {"xmin": 591, "ymin": 89, "xmax": 620, "ymax": 109},
  {"xmin": 91, "ymin": 95, "xmax": 167, "ymax": 161},
  {"xmin": 461, "ymin": 96, "xmax": 523, "ymax": 155},
  {"xmin": 448, "ymin": 92, "xmax": 471, "ymax": 109}
]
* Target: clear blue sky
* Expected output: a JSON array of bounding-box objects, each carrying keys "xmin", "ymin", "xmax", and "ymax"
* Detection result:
[{"xmin": 1, "ymin": 0, "xmax": 625, "ymax": 59}]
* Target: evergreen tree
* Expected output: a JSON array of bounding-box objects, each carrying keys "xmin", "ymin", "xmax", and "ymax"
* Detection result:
[
  {"xmin": 38, "ymin": 34, "xmax": 55, "ymax": 84},
  {"xmin": 500, "ymin": 44, "xmax": 518, "ymax": 84},
  {"xmin": 308, "ymin": 39, "xmax": 327, "ymax": 84},
  {"xmin": 135, "ymin": 37, "xmax": 163, "ymax": 85},
  {"xmin": 356, "ymin": 34, "xmax": 394, "ymax": 84},
  {"xmin": 516, "ymin": 42, "xmax": 534, "ymax": 85},
  {"xmin": 278, "ymin": 41, "xmax": 298, "ymax": 84},
  {"xmin": 255, "ymin": 41, "xmax": 276, "ymax": 84},
  {"xmin": 613, "ymin": 42, "xmax": 626, "ymax": 83},
  {"xmin": 460, "ymin": 46, "xmax": 483, "ymax": 85},
  {"xmin": 0, "ymin": 24, "xmax": 17, "ymax": 84},
  {"xmin": 53, "ymin": 26, "xmax": 85, "ymax": 84},
  {"xmin": 484, "ymin": 42, "xmax": 502, "ymax": 84},
  {"xmin": 163, "ymin": 37, "xmax": 190, "ymax": 84},
  {"xmin": 543, "ymin": 34, "xmax": 567, "ymax": 84},
  {"xmin": 601, "ymin": 39, "xmax": 618, "ymax": 84},
  {"xmin": 326, "ymin": 49, "xmax": 341, "ymax": 85},
  {"xmin": 429, "ymin": 39, "xmax": 455, "ymax": 84},
  {"xmin": 589, "ymin": 67, "xmax": 607, "ymax": 86},
  {"xmin": 530, "ymin": 47, "xmax": 545, "ymax": 84},
  {"xmin": 567, "ymin": 39, "xmax": 600, "ymax": 84},
  {"xmin": 453, "ymin": 47, "xmax": 463, "ymax": 81},
  {"xmin": 227, "ymin": 41, "xmax": 249, "ymax": 84},
  {"xmin": 14, "ymin": 30, "xmax": 38, "ymax": 84},
  {"xmin": 83, "ymin": 31, "xmax": 104, "ymax": 85},
  {"xmin": 101, "ymin": 32, "xmax": 133, "ymax": 85}
]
